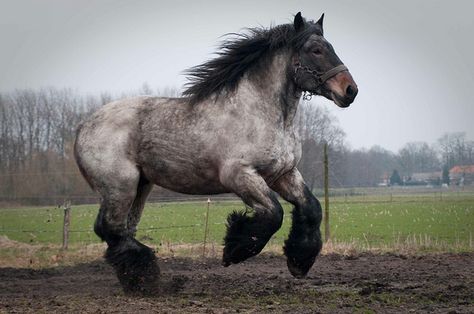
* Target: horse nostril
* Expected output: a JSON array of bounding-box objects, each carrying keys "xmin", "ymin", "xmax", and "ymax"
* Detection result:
[{"xmin": 346, "ymin": 85, "xmax": 356, "ymax": 97}]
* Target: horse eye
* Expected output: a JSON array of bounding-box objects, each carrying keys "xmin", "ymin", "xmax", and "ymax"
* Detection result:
[{"xmin": 312, "ymin": 49, "xmax": 322, "ymax": 55}]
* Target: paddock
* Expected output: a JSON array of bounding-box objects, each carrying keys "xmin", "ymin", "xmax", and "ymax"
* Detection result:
[
  {"xmin": 1, "ymin": 189, "xmax": 473, "ymax": 312},
  {"xmin": 1, "ymin": 252, "xmax": 472, "ymax": 313}
]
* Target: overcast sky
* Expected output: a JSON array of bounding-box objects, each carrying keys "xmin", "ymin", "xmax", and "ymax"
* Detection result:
[{"xmin": 1, "ymin": 0, "xmax": 473, "ymax": 151}]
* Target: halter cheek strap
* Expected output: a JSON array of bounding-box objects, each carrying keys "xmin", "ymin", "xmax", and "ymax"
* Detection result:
[{"xmin": 294, "ymin": 63, "xmax": 348, "ymax": 100}]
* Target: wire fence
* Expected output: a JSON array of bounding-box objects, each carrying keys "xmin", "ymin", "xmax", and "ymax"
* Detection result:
[
  {"xmin": 1, "ymin": 168, "xmax": 473, "ymax": 206},
  {"xmin": 1, "ymin": 187, "xmax": 473, "ymax": 253},
  {"xmin": 1, "ymin": 186, "xmax": 473, "ymax": 204}
]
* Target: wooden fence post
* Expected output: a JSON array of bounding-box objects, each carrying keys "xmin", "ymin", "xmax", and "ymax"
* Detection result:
[
  {"xmin": 202, "ymin": 198, "xmax": 211, "ymax": 257},
  {"xmin": 62, "ymin": 200, "xmax": 71, "ymax": 250},
  {"xmin": 323, "ymin": 142, "xmax": 330, "ymax": 242}
]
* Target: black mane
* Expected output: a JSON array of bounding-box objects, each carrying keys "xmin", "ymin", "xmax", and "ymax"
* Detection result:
[{"xmin": 183, "ymin": 21, "xmax": 321, "ymax": 105}]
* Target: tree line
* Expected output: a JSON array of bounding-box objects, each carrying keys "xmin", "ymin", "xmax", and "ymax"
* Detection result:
[
  {"xmin": 0, "ymin": 86, "xmax": 472, "ymax": 205},
  {"xmin": 297, "ymin": 103, "xmax": 473, "ymax": 188}
]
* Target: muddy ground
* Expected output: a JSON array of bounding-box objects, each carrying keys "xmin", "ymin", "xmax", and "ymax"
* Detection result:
[{"xmin": 0, "ymin": 252, "xmax": 473, "ymax": 313}]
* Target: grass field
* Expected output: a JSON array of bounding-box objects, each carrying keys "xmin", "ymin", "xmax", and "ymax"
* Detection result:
[{"xmin": 1, "ymin": 190, "xmax": 473, "ymax": 252}]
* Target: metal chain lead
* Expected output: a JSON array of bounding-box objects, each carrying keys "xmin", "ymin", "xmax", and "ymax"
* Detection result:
[{"xmin": 295, "ymin": 64, "xmax": 319, "ymax": 101}]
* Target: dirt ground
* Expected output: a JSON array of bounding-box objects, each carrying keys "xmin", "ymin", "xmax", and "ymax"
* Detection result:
[{"xmin": 0, "ymin": 252, "xmax": 473, "ymax": 313}]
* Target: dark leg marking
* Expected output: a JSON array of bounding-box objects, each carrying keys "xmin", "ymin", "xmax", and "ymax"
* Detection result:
[
  {"xmin": 105, "ymin": 237, "xmax": 160, "ymax": 294},
  {"xmin": 223, "ymin": 196, "xmax": 283, "ymax": 266},
  {"xmin": 284, "ymin": 186, "xmax": 322, "ymax": 278},
  {"xmin": 95, "ymin": 198, "xmax": 160, "ymax": 295}
]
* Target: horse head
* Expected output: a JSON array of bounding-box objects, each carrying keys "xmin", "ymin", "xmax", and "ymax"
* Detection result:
[{"xmin": 292, "ymin": 12, "xmax": 358, "ymax": 108}]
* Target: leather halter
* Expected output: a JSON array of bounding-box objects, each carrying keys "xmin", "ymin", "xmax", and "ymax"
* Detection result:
[{"xmin": 294, "ymin": 62, "xmax": 348, "ymax": 100}]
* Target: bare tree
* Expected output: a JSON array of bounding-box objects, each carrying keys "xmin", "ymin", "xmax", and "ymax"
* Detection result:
[
  {"xmin": 296, "ymin": 102, "xmax": 346, "ymax": 190},
  {"xmin": 397, "ymin": 142, "xmax": 440, "ymax": 175},
  {"xmin": 341, "ymin": 146, "xmax": 398, "ymax": 187},
  {"xmin": 438, "ymin": 132, "xmax": 473, "ymax": 168}
]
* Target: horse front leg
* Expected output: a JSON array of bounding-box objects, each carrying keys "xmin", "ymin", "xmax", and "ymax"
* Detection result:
[
  {"xmin": 272, "ymin": 168, "xmax": 323, "ymax": 278},
  {"xmin": 220, "ymin": 164, "xmax": 284, "ymax": 266}
]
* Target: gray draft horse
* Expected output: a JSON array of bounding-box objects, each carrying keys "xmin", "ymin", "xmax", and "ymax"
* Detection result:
[{"xmin": 74, "ymin": 12, "xmax": 358, "ymax": 293}]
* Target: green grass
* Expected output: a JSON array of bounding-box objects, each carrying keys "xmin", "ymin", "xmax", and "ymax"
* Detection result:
[{"xmin": 0, "ymin": 192, "xmax": 473, "ymax": 251}]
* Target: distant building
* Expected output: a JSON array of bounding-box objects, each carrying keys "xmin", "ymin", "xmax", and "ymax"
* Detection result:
[
  {"xmin": 450, "ymin": 165, "xmax": 474, "ymax": 186},
  {"xmin": 378, "ymin": 171, "xmax": 443, "ymax": 187},
  {"xmin": 406, "ymin": 171, "xmax": 442, "ymax": 186},
  {"xmin": 378, "ymin": 172, "xmax": 390, "ymax": 186}
]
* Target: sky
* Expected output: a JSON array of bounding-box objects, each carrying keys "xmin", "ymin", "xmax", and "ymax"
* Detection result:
[{"xmin": 1, "ymin": 0, "xmax": 473, "ymax": 152}]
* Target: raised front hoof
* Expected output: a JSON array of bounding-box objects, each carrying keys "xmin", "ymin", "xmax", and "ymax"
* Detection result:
[
  {"xmin": 222, "ymin": 239, "xmax": 266, "ymax": 267},
  {"xmin": 222, "ymin": 211, "xmax": 273, "ymax": 267},
  {"xmin": 106, "ymin": 240, "xmax": 161, "ymax": 295}
]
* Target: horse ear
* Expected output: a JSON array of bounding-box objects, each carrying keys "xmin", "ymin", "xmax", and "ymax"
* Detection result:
[
  {"xmin": 316, "ymin": 13, "xmax": 325, "ymax": 31},
  {"xmin": 294, "ymin": 12, "xmax": 305, "ymax": 32}
]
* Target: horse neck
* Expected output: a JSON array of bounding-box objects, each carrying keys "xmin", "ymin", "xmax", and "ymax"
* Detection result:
[{"xmin": 241, "ymin": 50, "xmax": 301, "ymax": 128}]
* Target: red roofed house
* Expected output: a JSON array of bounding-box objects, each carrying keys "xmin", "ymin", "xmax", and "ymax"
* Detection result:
[{"xmin": 450, "ymin": 165, "xmax": 474, "ymax": 186}]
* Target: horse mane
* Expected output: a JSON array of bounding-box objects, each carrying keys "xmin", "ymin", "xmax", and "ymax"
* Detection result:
[{"xmin": 182, "ymin": 21, "xmax": 321, "ymax": 105}]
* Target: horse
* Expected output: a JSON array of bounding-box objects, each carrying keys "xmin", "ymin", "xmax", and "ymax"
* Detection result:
[{"xmin": 74, "ymin": 12, "xmax": 358, "ymax": 294}]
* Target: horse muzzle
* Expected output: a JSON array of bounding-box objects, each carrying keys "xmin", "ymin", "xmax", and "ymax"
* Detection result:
[{"xmin": 327, "ymin": 71, "xmax": 358, "ymax": 108}]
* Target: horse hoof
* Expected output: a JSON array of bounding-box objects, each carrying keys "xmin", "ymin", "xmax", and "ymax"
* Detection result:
[
  {"xmin": 287, "ymin": 260, "xmax": 309, "ymax": 279},
  {"xmin": 222, "ymin": 240, "xmax": 264, "ymax": 266},
  {"xmin": 221, "ymin": 260, "xmax": 231, "ymax": 267},
  {"xmin": 284, "ymin": 238, "xmax": 322, "ymax": 279},
  {"xmin": 105, "ymin": 238, "xmax": 161, "ymax": 295},
  {"xmin": 286, "ymin": 253, "xmax": 316, "ymax": 279}
]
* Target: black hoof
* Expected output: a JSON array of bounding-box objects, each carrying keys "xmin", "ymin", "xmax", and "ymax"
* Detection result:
[
  {"xmin": 284, "ymin": 240, "xmax": 322, "ymax": 279},
  {"xmin": 222, "ymin": 211, "xmax": 272, "ymax": 266},
  {"xmin": 105, "ymin": 238, "xmax": 160, "ymax": 295},
  {"xmin": 222, "ymin": 237, "xmax": 267, "ymax": 266},
  {"xmin": 286, "ymin": 256, "xmax": 314, "ymax": 278}
]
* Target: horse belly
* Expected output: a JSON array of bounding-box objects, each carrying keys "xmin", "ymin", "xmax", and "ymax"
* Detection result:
[{"xmin": 140, "ymin": 157, "xmax": 228, "ymax": 195}]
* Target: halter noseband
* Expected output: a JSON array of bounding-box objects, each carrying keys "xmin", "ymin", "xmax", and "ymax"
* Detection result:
[{"xmin": 294, "ymin": 62, "xmax": 348, "ymax": 100}]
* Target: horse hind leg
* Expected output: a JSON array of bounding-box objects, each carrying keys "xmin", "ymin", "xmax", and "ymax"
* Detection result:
[
  {"xmin": 127, "ymin": 175, "xmax": 153, "ymax": 237},
  {"xmin": 94, "ymin": 170, "xmax": 159, "ymax": 294}
]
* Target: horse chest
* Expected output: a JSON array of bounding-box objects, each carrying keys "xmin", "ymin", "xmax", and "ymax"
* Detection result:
[{"xmin": 256, "ymin": 134, "xmax": 300, "ymax": 183}]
